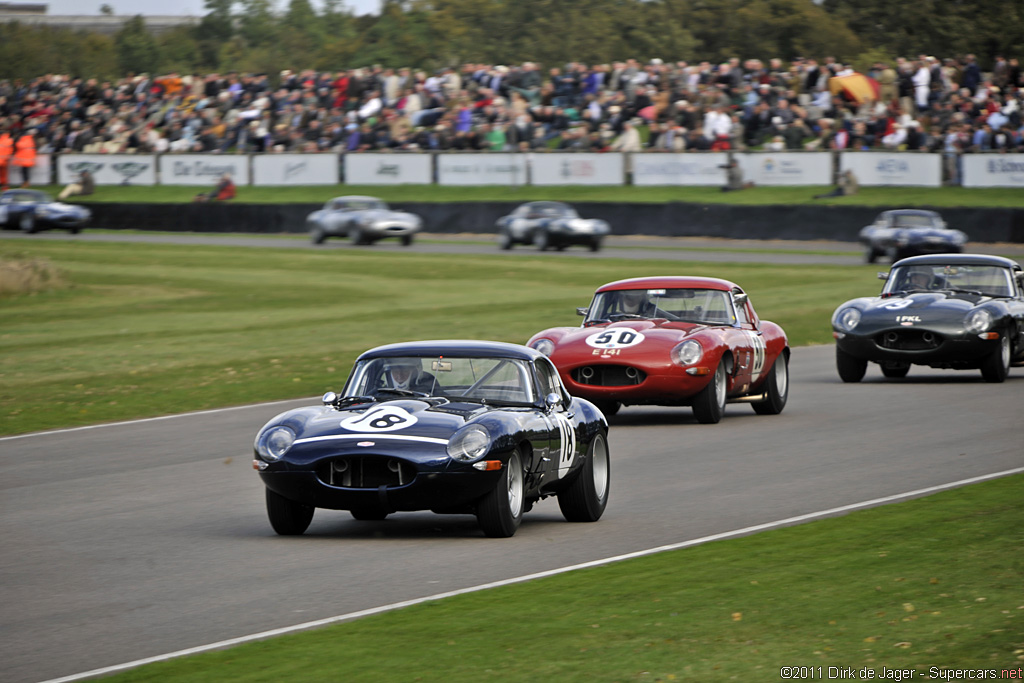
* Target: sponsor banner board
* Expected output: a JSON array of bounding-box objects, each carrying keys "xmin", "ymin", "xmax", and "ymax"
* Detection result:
[
  {"xmin": 56, "ymin": 154, "xmax": 158, "ymax": 186},
  {"xmin": 252, "ymin": 153, "xmax": 339, "ymax": 185},
  {"xmin": 437, "ymin": 154, "xmax": 528, "ymax": 185},
  {"xmin": 345, "ymin": 154, "xmax": 432, "ymax": 184},
  {"xmin": 840, "ymin": 152, "xmax": 941, "ymax": 187},
  {"xmin": 159, "ymin": 154, "xmax": 250, "ymax": 185},
  {"xmin": 531, "ymin": 153, "xmax": 624, "ymax": 185},
  {"xmin": 632, "ymin": 152, "xmax": 729, "ymax": 186},
  {"xmin": 961, "ymin": 154, "xmax": 1024, "ymax": 188},
  {"xmin": 737, "ymin": 152, "xmax": 833, "ymax": 186}
]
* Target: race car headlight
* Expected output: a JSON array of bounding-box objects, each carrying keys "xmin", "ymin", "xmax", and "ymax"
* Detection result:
[
  {"xmin": 530, "ymin": 339, "xmax": 555, "ymax": 356},
  {"xmin": 964, "ymin": 309, "xmax": 993, "ymax": 334},
  {"xmin": 447, "ymin": 425, "xmax": 490, "ymax": 462},
  {"xmin": 672, "ymin": 339, "xmax": 703, "ymax": 366},
  {"xmin": 834, "ymin": 307, "xmax": 862, "ymax": 332},
  {"xmin": 256, "ymin": 426, "xmax": 296, "ymax": 462}
]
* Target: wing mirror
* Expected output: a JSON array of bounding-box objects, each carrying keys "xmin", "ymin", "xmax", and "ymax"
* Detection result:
[
  {"xmin": 576, "ymin": 307, "xmax": 589, "ymax": 317},
  {"xmin": 545, "ymin": 392, "xmax": 563, "ymax": 411},
  {"xmin": 877, "ymin": 271, "xmax": 889, "ymax": 281},
  {"xmin": 733, "ymin": 293, "xmax": 748, "ymax": 307},
  {"xmin": 322, "ymin": 392, "xmax": 338, "ymax": 405}
]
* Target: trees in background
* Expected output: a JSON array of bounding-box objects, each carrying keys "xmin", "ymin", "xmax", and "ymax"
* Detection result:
[{"xmin": 0, "ymin": 0, "xmax": 1017, "ymax": 82}]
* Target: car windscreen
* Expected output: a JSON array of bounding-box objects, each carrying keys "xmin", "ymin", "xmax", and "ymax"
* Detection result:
[
  {"xmin": 586, "ymin": 288, "xmax": 736, "ymax": 324},
  {"xmin": 884, "ymin": 264, "xmax": 1015, "ymax": 297},
  {"xmin": 891, "ymin": 215, "xmax": 937, "ymax": 228},
  {"xmin": 344, "ymin": 356, "xmax": 534, "ymax": 404}
]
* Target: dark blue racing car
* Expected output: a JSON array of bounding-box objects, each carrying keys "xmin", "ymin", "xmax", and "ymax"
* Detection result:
[
  {"xmin": 253, "ymin": 340, "xmax": 610, "ymax": 538},
  {"xmin": 859, "ymin": 209, "xmax": 966, "ymax": 264},
  {"xmin": 0, "ymin": 189, "xmax": 91, "ymax": 234}
]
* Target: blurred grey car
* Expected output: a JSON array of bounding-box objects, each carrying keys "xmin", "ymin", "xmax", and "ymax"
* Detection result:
[
  {"xmin": 307, "ymin": 196, "xmax": 423, "ymax": 246},
  {"xmin": 495, "ymin": 201, "xmax": 611, "ymax": 252},
  {"xmin": 859, "ymin": 209, "xmax": 967, "ymax": 263}
]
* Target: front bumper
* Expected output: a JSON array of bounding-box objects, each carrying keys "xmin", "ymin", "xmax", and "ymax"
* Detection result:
[{"xmin": 835, "ymin": 327, "xmax": 1002, "ymax": 367}]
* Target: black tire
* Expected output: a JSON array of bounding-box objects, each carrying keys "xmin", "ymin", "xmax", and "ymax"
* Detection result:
[
  {"xmin": 864, "ymin": 246, "xmax": 878, "ymax": 264},
  {"xmin": 558, "ymin": 432, "xmax": 610, "ymax": 523},
  {"xmin": 881, "ymin": 362, "xmax": 910, "ymax": 379},
  {"xmin": 752, "ymin": 352, "xmax": 789, "ymax": 415},
  {"xmin": 350, "ymin": 226, "xmax": 364, "ymax": 245},
  {"xmin": 499, "ymin": 231, "xmax": 513, "ymax": 250},
  {"xmin": 69, "ymin": 226, "xmax": 81, "ymax": 235},
  {"xmin": 310, "ymin": 228, "xmax": 326, "ymax": 245},
  {"xmin": 401, "ymin": 234, "xmax": 413, "ymax": 246},
  {"xmin": 691, "ymin": 360, "xmax": 727, "ymax": 424},
  {"xmin": 476, "ymin": 449, "xmax": 524, "ymax": 538},
  {"xmin": 590, "ymin": 239, "xmax": 602, "ymax": 252},
  {"xmin": 265, "ymin": 488, "xmax": 314, "ymax": 536},
  {"xmin": 980, "ymin": 334, "xmax": 1011, "ymax": 383},
  {"xmin": 836, "ymin": 347, "xmax": 868, "ymax": 383},
  {"xmin": 592, "ymin": 399, "xmax": 620, "ymax": 417},
  {"xmin": 19, "ymin": 213, "xmax": 36, "ymax": 234},
  {"xmin": 350, "ymin": 508, "xmax": 389, "ymax": 521},
  {"xmin": 534, "ymin": 230, "xmax": 549, "ymax": 251}
]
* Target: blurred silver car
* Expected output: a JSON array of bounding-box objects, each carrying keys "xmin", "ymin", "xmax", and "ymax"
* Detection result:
[
  {"xmin": 495, "ymin": 201, "xmax": 611, "ymax": 252},
  {"xmin": 307, "ymin": 196, "xmax": 423, "ymax": 246}
]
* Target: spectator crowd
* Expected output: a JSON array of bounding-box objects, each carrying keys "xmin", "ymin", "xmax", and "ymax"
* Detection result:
[{"xmin": 0, "ymin": 53, "xmax": 1022, "ymax": 187}]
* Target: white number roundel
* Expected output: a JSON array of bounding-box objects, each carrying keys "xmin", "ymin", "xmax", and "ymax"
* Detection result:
[
  {"xmin": 340, "ymin": 406, "xmax": 417, "ymax": 432},
  {"xmin": 585, "ymin": 329, "xmax": 646, "ymax": 349}
]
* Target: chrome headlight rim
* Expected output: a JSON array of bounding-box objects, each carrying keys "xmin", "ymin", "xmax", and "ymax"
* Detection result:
[
  {"xmin": 530, "ymin": 338, "xmax": 555, "ymax": 356},
  {"xmin": 833, "ymin": 307, "xmax": 862, "ymax": 332},
  {"xmin": 256, "ymin": 425, "xmax": 296, "ymax": 462},
  {"xmin": 964, "ymin": 308, "xmax": 993, "ymax": 334},
  {"xmin": 447, "ymin": 424, "xmax": 491, "ymax": 462},
  {"xmin": 672, "ymin": 339, "xmax": 703, "ymax": 366}
]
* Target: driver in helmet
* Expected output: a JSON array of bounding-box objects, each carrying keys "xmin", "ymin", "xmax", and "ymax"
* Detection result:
[
  {"xmin": 383, "ymin": 358, "xmax": 439, "ymax": 394},
  {"xmin": 904, "ymin": 267, "xmax": 934, "ymax": 291},
  {"xmin": 617, "ymin": 290, "xmax": 657, "ymax": 316}
]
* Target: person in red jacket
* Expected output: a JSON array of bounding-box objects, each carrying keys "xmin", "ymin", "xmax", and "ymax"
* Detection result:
[
  {"xmin": 0, "ymin": 127, "xmax": 13, "ymax": 190},
  {"xmin": 13, "ymin": 129, "xmax": 37, "ymax": 188},
  {"xmin": 193, "ymin": 173, "xmax": 236, "ymax": 202}
]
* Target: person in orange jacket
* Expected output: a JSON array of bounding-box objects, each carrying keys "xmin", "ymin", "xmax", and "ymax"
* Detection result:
[
  {"xmin": 0, "ymin": 127, "xmax": 14, "ymax": 190},
  {"xmin": 13, "ymin": 129, "xmax": 37, "ymax": 188}
]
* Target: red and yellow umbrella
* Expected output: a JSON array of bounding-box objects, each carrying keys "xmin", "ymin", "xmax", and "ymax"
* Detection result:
[{"xmin": 828, "ymin": 73, "xmax": 881, "ymax": 104}]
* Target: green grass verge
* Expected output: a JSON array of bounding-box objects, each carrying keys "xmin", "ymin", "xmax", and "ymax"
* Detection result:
[
  {"xmin": 104, "ymin": 473, "xmax": 1024, "ymax": 682},
  {"xmin": 1, "ymin": 240, "xmax": 881, "ymax": 436},
  {"xmin": 34, "ymin": 183, "xmax": 1024, "ymax": 208}
]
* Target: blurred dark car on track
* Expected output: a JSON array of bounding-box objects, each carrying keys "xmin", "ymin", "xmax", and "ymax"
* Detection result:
[
  {"xmin": 860, "ymin": 209, "xmax": 966, "ymax": 263},
  {"xmin": 0, "ymin": 189, "xmax": 90, "ymax": 234}
]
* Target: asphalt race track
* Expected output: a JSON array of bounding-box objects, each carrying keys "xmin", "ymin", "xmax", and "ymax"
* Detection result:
[
  {"xmin": 2, "ymin": 344, "xmax": 1022, "ymax": 682},
  {"xmin": 1, "ymin": 231, "xmax": 1023, "ymax": 682}
]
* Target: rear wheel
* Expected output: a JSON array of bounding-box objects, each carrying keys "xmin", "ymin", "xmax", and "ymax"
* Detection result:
[
  {"xmin": 590, "ymin": 238, "xmax": 602, "ymax": 252},
  {"xmin": 401, "ymin": 234, "xmax": 413, "ymax": 246},
  {"xmin": 534, "ymin": 230, "xmax": 549, "ymax": 251},
  {"xmin": 476, "ymin": 449, "xmax": 524, "ymax": 538},
  {"xmin": 881, "ymin": 362, "xmax": 910, "ymax": 379},
  {"xmin": 310, "ymin": 227, "xmax": 326, "ymax": 245},
  {"xmin": 752, "ymin": 353, "xmax": 788, "ymax": 415},
  {"xmin": 691, "ymin": 361, "xmax": 727, "ymax": 424},
  {"xmin": 864, "ymin": 246, "xmax": 879, "ymax": 264},
  {"xmin": 265, "ymin": 489, "xmax": 314, "ymax": 535},
  {"xmin": 499, "ymin": 231, "xmax": 513, "ymax": 250},
  {"xmin": 980, "ymin": 335, "xmax": 1011, "ymax": 383},
  {"xmin": 558, "ymin": 432, "xmax": 610, "ymax": 523},
  {"xmin": 836, "ymin": 347, "xmax": 867, "ymax": 383}
]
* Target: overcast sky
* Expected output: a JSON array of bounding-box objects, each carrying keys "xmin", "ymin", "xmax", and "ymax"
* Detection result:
[{"xmin": 41, "ymin": 0, "xmax": 382, "ymax": 17}]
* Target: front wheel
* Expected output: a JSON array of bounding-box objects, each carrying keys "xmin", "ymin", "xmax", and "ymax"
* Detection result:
[
  {"xmin": 980, "ymin": 334, "xmax": 1011, "ymax": 383},
  {"xmin": 864, "ymin": 246, "xmax": 879, "ymax": 264},
  {"xmin": 476, "ymin": 449, "xmax": 524, "ymax": 538},
  {"xmin": 534, "ymin": 230, "xmax": 549, "ymax": 251},
  {"xmin": 558, "ymin": 432, "xmax": 610, "ymax": 523},
  {"xmin": 752, "ymin": 352, "xmax": 788, "ymax": 415},
  {"xmin": 19, "ymin": 213, "xmax": 36, "ymax": 233},
  {"xmin": 691, "ymin": 361, "xmax": 727, "ymax": 424},
  {"xmin": 266, "ymin": 489, "xmax": 314, "ymax": 535},
  {"xmin": 589, "ymin": 238, "xmax": 602, "ymax": 252},
  {"xmin": 350, "ymin": 226, "xmax": 365, "ymax": 245},
  {"xmin": 310, "ymin": 227, "xmax": 326, "ymax": 245},
  {"xmin": 401, "ymin": 234, "xmax": 413, "ymax": 246},
  {"xmin": 498, "ymin": 231, "xmax": 513, "ymax": 250},
  {"xmin": 836, "ymin": 347, "xmax": 867, "ymax": 383}
]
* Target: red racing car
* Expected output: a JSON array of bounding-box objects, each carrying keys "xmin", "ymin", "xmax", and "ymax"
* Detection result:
[{"xmin": 527, "ymin": 276, "xmax": 790, "ymax": 423}]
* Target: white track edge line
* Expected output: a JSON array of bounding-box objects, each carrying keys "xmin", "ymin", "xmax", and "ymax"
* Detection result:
[
  {"xmin": 38, "ymin": 465, "xmax": 1024, "ymax": 683},
  {"xmin": 0, "ymin": 397, "xmax": 317, "ymax": 443}
]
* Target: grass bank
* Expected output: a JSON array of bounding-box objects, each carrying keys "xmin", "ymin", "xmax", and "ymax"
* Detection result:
[
  {"xmin": 34, "ymin": 183, "xmax": 1024, "ymax": 208},
  {"xmin": 103, "ymin": 472, "xmax": 1024, "ymax": 682},
  {"xmin": 1, "ymin": 239, "xmax": 875, "ymax": 436}
]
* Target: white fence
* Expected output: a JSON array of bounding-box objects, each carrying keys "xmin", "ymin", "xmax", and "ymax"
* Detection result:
[{"xmin": 46, "ymin": 151, "xmax": 1017, "ymax": 187}]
